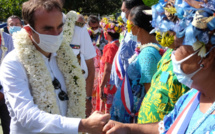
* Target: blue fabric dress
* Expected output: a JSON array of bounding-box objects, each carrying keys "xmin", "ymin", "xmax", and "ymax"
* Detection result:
[
  {"xmin": 164, "ymin": 89, "xmax": 215, "ymax": 133},
  {"xmin": 110, "ymin": 43, "xmax": 161, "ymax": 123}
]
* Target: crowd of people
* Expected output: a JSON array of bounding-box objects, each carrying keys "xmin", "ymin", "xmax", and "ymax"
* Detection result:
[{"xmin": 0, "ymin": 0, "xmax": 215, "ymax": 133}]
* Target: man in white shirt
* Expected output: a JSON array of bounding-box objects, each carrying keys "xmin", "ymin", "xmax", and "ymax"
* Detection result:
[
  {"xmin": 0, "ymin": 0, "xmax": 110, "ymax": 134},
  {"xmin": 70, "ymin": 18, "xmax": 96, "ymax": 117},
  {"xmin": 61, "ymin": 2, "xmax": 96, "ymax": 117},
  {"xmin": 0, "ymin": 31, "xmax": 14, "ymax": 134}
]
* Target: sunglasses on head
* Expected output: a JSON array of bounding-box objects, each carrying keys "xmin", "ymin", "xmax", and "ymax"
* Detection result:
[{"xmin": 52, "ymin": 77, "xmax": 69, "ymax": 101}]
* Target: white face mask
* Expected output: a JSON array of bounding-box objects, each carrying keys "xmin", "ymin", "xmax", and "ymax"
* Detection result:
[
  {"xmin": 121, "ymin": 12, "xmax": 127, "ymax": 23},
  {"xmin": 171, "ymin": 50, "xmax": 202, "ymax": 88},
  {"xmin": 28, "ymin": 25, "xmax": 63, "ymax": 53}
]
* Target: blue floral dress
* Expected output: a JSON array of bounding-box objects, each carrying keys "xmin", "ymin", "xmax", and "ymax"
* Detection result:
[
  {"xmin": 110, "ymin": 43, "xmax": 161, "ymax": 123},
  {"xmin": 163, "ymin": 89, "xmax": 215, "ymax": 133}
]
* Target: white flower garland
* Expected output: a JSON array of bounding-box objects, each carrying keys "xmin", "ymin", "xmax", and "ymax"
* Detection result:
[
  {"xmin": 128, "ymin": 43, "xmax": 161, "ymax": 64},
  {"xmin": 0, "ymin": 30, "xmax": 8, "ymax": 64},
  {"xmin": 13, "ymin": 10, "xmax": 86, "ymax": 118}
]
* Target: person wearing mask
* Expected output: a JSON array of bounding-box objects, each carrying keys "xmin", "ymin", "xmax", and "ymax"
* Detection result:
[
  {"xmin": 109, "ymin": 0, "xmax": 144, "ymax": 123},
  {"xmin": 0, "ymin": 30, "xmax": 14, "ymax": 134},
  {"xmin": 87, "ymin": 15, "xmax": 108, "ymax": 52},
  {"xmin": 0, "ymin": 0, "xmax": 109, "ymax": 133},
  {"xmin": 117, "ymin": 5, "xmax": 163, "ymax": 123},
  {"xmin": 103, "ymin": 0, "xmax": 215, "ymax": 133},
  {"xmin": 97, "ymin": 18, "xmax": 124, "ymax": 114},
  {"xmin": 87, "ymin": 15, "xmax": 105, "ymax": 114},
  {"xmin": 61, "ymin": 9, "xmax": 97, "ymax": 117},
  {"xmin": 137, "ymin": 0, "xmax": 190, "ymax": 125},
  {"xmin": 7, "ymin": 15, "xmax": 23, "ymax": 35}
]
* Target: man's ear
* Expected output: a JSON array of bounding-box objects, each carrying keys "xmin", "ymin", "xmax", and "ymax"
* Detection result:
[{"xmin": 201, "ymin": 46, "xmax": 215, "ymax": 70}]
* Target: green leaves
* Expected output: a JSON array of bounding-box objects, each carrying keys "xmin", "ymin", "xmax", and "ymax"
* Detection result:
[
  {"xmin": 63, "ymin": 0, "xmax": 121, "ymax": 17},
  {"xmin": 0, "ymin": 0, "xmax": 27, "ymax": 21},
  {"xmin": 0, "ymin": 0, "xmax": 121, "ymax": 22}
]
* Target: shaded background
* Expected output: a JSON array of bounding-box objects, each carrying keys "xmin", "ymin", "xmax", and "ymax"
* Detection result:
[{"xmin": 0, "ymin": 0, "xmax": 122, "ymax": 22}]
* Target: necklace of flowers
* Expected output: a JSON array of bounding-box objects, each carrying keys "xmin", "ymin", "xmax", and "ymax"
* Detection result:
[
  {"xmin": 128, "ymin": 43, "xmax": 163, "ymax": 64},
  {"xmin": 0, "ymin": 30, "xmax": 8, "ymax": 64},
  {"xmin": 13, "ymin": 10, "xmax": 86, "ymax": 118}
]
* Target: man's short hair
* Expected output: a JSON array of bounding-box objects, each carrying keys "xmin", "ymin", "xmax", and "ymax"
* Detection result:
[
  {"xmin": 22, "ymin": 0, "xmax": 62, "ymax": 28},
  {"xmin": 7, "ymin": 15, "xmax": 22, "ymax": 25},
  {"xmin": 87, "ymin": 15, "xmax": 99, "ymax": 25}
]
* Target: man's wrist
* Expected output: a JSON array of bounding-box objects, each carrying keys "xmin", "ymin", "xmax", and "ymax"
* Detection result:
[
  {"xmin": 79, "ymin": 119, "xmax": 87, "ymax": 133},
  {"xmin": 124, "ymin": 123, "xmax": 132, "ymax": 134}
]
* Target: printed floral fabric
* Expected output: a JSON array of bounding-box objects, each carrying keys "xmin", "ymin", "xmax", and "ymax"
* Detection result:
[
  {"xmin": 138, "ymin": 49, "xmax": 190, "ymax": 124},
  {"xmin": 163, "ymin": 89, "xmax": 215, "ymax": 134},
  {"xmin": 92, "ymin": 45, "xmax": 101, "ymax": 113},
  {"xmin": 96, "ymin": 41, "xmax": 118, "ymax": 113}
]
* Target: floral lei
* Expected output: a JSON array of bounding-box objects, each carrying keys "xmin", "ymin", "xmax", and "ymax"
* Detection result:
[
  {"xmin": 13, "ymin": 11, "xmax": 86, "ymax": 118},
  {"xmin": 129, "ymin": 43, "xmax": 165, "ymax": 64},
  {"xmin": 0, "ymin": 30, "xmax": 8, "ymax": 64}
]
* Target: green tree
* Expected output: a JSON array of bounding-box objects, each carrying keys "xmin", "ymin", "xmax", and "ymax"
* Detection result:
[
  {"xmin": 0, "ymin": 0, "xmax": 122, "ymax": 22},
  {"xmin": 63, "ymin": 0, "xmax": 122, "ymax": 17},
  {"xmin": 0, "ymin": 0, "xmax": 27, "ymax": 22}
]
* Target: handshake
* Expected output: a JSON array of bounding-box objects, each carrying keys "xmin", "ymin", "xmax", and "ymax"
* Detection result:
[{"xmin": 79, "ymin": 111, "xmax": 129, "ymax": 134}]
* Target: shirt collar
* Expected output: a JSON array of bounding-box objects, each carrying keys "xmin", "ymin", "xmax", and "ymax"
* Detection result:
[{"xmin": 40, "ymin": 52, "xmax": 57, "ymax": 61}]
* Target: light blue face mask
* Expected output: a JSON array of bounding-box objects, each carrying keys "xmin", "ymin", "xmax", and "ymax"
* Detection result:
[
  {"xmin": 171, "ymin": 50, "xmax": 202, "ymax": 88},
  {"xmin": 121, "ymin": 12, "xmax": 127, "ymax": 23},
  {"xmin": 9, "ymin": 26, "xmax": 22, "ymax": 35}
]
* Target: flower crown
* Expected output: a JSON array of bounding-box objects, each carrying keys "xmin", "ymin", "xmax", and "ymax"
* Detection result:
[
  {"xmin": 100, "ymin": 17, "xmax": 125, "ymax": 34},
  {"xmin": 150, "ymin": 0, "xmax": 215, "ymax": 57},
  {"xmin": 87, "ymin": 27, "xmax": 94, "ymax": 36}
]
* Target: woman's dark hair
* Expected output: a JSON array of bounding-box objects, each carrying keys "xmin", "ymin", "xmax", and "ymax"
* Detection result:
[
  {"xmin": 130, "ymin": 5, "xmax": 153, "ymax": 33},
  {"xmin": 123, "ymin": 0, "xmax": 144, "ymax": 10},
  {"xmin": 107, "ymin": 21, "xmax": 120, "ymax": 40},
  {"xmin": 108, "ymin": 32, "xmax": 120, "ymax": 41}
]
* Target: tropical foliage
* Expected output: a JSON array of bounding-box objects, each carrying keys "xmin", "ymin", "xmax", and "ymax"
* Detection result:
[{"xmin": 0, "ymin": 0, "xmax": 121, "ymax": 22}]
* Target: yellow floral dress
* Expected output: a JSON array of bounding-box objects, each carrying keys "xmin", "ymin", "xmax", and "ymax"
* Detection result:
[{"xmin": 137, "ymin": 49, "xmax": 190, "ymax": 124}]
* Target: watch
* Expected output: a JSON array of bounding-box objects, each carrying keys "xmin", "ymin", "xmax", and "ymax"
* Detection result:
[{"xmin": 86, "ymin": 96, "xmax": 92, "ymax": 101}]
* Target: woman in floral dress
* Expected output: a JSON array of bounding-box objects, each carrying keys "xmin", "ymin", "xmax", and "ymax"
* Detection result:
[
  {"xmin": 96, "ymin": 19, "xmax": 124, "ymax": 113},
  {"xmin": 87, "ymin": 28, "xmax": 102, "ymax": 113}
]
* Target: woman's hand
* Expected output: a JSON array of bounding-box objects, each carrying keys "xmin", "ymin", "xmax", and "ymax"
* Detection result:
[{"xmin": 100, "ymin": 85, "xmax": 107, "ymax": 102}]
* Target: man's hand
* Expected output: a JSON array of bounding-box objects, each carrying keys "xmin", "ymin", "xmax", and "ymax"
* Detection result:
[
  {"xmin": 79, "ymin": 111, "xmax": 110, "ymax": 134},
  {"xmin": 103, "ymin": 120, "xmax": 130, "ymax": 134}
]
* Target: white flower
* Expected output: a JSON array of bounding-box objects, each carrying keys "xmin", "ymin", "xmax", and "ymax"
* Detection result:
[
  {"xmin": 193, "ymin": 41, "xmax": 207, "ymax": 57},
  {"xmin": 13, "ymin": 10, "xmax": 86, "ymax": 118}
]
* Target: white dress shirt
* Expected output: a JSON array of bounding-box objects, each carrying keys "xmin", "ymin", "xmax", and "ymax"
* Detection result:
[
  {"xmin": 71, "ymin": 25, "xmax": 96, "ymax": 60},
  {"xmin": 71, "ymin": 25, "xmax": 96, "ymax": 79},
  {"xmin": 0, "ymin": 50, "xmax": 81, "ymax": 134}
]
